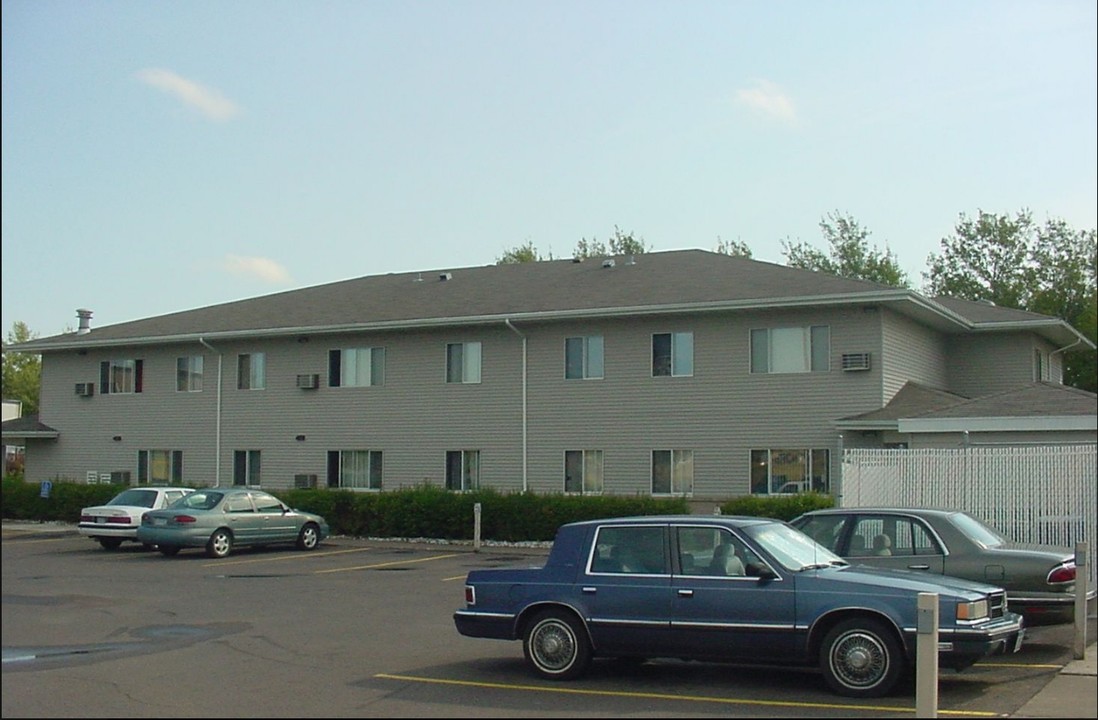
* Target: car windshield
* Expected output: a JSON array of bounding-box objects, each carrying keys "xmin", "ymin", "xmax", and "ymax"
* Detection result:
[
  {"xmin": 743, "ymin": 521, "xmax": 846, "ymax": 571},
  {"xmin": 175, "ymin": 491, "xmax": 224, "ymax": 510},
  {"xmin": 951, "ymin": 511, "xmax": 1007, "ymax": 548},
  {"xmin": 107, "ymin": 489, "xmax": 159, "ymax": 508}
]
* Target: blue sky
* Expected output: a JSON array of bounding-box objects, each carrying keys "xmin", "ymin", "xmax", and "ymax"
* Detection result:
[{"xmin": 3, "ymin": 1, "xmax": 1095, "ymax": 338}]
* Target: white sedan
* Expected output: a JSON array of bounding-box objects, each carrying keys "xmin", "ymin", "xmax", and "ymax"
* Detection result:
[{"xmin": 78, "ymin": 486, "xmax": 195, "ymax": 549}]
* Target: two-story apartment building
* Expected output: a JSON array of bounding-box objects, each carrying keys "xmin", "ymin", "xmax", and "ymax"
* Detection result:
[{"xmin": 4, "ymin": 250, "xmax": 1095, "ymax": 504}]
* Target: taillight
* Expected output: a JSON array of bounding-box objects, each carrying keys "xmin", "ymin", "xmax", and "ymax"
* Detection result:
[
  {"xmin": 465, "ymin": 585, "xmax": 476, "ymax": 605},
  {"xmin": 1048, "ymin": 563, "xmax": 1076, "ymax": 585},
  {"xmin": 80, "ymin": 514, "xmax": 94, "ymax": 522},
  {"xmin": 173, "ymin": 515, "xmax": 198, "ymax": 524},
  {"xmin": 106, "ymin": 517, "xmax": 132, "ymax": 524}
]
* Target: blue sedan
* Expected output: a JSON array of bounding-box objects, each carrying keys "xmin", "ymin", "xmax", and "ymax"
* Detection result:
[
  {"xmin": 454, "ymin": 515, "xmax": 1025, "ymax": 698},
  {"xmin": 137, "ymin": 487, "xmax": 329, "ymax": 558}
]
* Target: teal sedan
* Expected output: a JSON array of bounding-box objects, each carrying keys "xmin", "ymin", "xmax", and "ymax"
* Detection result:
[{"xmin": 137, "ymin": 487, "xmax": 329, "ymax": 558}]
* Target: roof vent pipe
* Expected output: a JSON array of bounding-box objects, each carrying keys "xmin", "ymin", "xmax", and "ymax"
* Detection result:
[{"xmin": 76, "ymin": 309, "xmax": 93, "ymax": 335}]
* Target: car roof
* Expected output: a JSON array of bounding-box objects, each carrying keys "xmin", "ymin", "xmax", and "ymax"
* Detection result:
[
  {"xmin": 798, "ymin": 507, "xmax": 960, "ymax": 518},
  {"xmin": 565, "ymin": 515, "xmax": 780, "ymax": 530}
]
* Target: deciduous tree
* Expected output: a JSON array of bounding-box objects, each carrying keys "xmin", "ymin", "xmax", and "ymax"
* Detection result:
[
  {"xmin": 2, "ymin": 322, "xmax": 41, "ymax": 416},
  {"xmin": 782, "ymin": 211, "xmax": 910, "ymax": 288}
]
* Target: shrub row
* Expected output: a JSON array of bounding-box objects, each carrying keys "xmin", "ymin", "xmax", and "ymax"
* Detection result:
[{"xmin": 1, "ymin": 475, "xmax": 833, "ymax": 542}]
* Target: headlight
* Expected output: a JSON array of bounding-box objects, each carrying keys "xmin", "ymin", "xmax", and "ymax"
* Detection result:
[{"xmin": 956, "ymin": 599, "xmax": 989, "ymax": 622}]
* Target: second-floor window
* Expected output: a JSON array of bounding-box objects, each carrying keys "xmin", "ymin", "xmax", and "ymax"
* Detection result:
[
  {"xmin": 237, "ymin": 353, "xmax": 266, "ymax": 390},
  {"xmin": 446, "ymin": 342, "xmax": 482, "ymax": 384},
  {"xmin": 750, "ymin": 326, "xmax": 830, "ymax": 373},
  {"xmin": 100, "ymin": 359, "xmax": 143, "ymax": 394},
  {"xmin": 564, "ymin": 450, "xmax": 604, "ymax": 494},
  {"xmin": 137, "ymin": 450, "xmax": 183, "ymax": 484},
  {"xmin": 327, "ymin": 450, "xmax": 383, "ymax": 490},
  {"xmin": 329, "ymin": 347, "xmax": 385, "ymax": 387},
  {"xmin": 652, "ymin": 332, "xmax": 693, "ymax": 377},
  {"xmin": 565, "ymin": 336, "xmax": 604, "ymax": 379},
  {"xmin": 176, "ymin": 356, "xmax": 203, "ymax": 392}
]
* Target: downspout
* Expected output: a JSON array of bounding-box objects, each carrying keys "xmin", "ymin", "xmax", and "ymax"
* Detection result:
[
  {"xmin": 1048, "ymin": 337, "xmax": 1085, "ymax": 383},
  {"xmin": 504, "ymin": 319, "xmax": 528, "ymax": 492},
  {"xmin": 199, "ymin": 338, "xmax": 223, "ymax": 487}
]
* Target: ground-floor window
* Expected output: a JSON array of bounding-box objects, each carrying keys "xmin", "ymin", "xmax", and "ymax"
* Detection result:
[
  {"xmin": 750, "ymin": 448, "xmax": 829, "ymax": 494},
  {"xmin": 564, "ymin": 450, "xmax": 604, "ymax": 494},
  {"xmin": 327, "ymin": 450, "xmax": 383, "ymax": 490},
  {"xmin": 137, "ymin": 450, "xmax": 183, "ymax": 485},
  {"xmin": 652, "ymin": 449, "xmax": 693, "ymax": 496},
  {"xmin": 446, "ymin": 450, "xmax": 479, "ymax": 491},
  {"xmin": 233, "ymin": 450, "xmax": 261, "ymax": 486}
]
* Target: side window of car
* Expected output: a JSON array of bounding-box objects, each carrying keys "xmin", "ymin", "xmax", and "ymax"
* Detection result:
[
  {"xmin": 910, "ymin": 520, "xmax": 943, "ymax": 556},
  {"xmin": 252, "ymin": 493, "xmax": 284, "ymax": 513},
  {"xmin": 850, "ymin": 517, "xmax": 887, "ymax": 556},
  {"xmin": 225, "ymin": 496, "xmax": 254, "ymax": 513},
  {"xmin": 591, "ymin": 526, "xmax": 668, "ymax": 575}
]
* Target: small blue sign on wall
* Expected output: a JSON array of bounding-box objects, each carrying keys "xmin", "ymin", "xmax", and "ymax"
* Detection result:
[{"xmin": 39, "ymin": 480, "xmax": 52, "ymax": 499}]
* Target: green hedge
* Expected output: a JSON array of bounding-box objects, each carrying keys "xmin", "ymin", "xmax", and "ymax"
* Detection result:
[{"xmin": 2, "ymin": 475, "xmax": 833, "ymax": 541}]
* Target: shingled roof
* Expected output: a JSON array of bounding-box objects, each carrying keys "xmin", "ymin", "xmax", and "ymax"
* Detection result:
[{"xmin": 9, "ymin": 249, "xmax": 1090, "ymax": 352}]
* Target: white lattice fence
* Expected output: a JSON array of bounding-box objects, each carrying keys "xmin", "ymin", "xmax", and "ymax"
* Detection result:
[{"xmin": 841, "ymin": 445, "xmax": 1097, "ymax": 588}]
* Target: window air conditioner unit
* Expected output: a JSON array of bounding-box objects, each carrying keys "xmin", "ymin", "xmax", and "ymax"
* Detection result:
[
  {"xmin": 841, "ymin": 353, "xmax": 871, "ymax": 371},
  {"xmin": 75, "ymin": 382, "xmax": 95, "ymax": 396},
  {"xmin": 296, "ymin": 373, "xmax": 320, "ymax": 389},
  {"xmin": 294, "ymin": 473, "xmax": 318, "ymax": 489}
]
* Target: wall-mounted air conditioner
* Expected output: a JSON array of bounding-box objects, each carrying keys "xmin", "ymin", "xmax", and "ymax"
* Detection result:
[
  {"xmin": 841, "ymin": 353, "xmax": 871, "ymax": 371},
  {"xmin": 294, "ymin": 473, "xmax": 318, "ymax": 489},
  {"xmin": 75, "ymin": 382, "xmax": 95, "ymax": 397},
  {"xmin": 296, "ymin": 374, "xmax": 320, "ymax": 389}
]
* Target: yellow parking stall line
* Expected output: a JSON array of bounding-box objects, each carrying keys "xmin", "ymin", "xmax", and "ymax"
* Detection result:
[
  {"xmin": 443, "ymin": 574, "xmax": 467, "ymax": 582},
  {"xmin": 374, "ymin": 673, "xmax": 1000, "ymax": 717},
  {"xmin": 314, "ymin": 553, "xmax": 461, "ymax": 574},
  {"xmin": 202, "ymin": 546, "xmax": 374, "ymax": 568}
]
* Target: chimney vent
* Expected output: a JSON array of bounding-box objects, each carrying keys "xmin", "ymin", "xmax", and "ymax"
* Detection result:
[
  {"xmin": 439, "ymin": 272, "xmax": 453, "ymax": 281},
  {"xmin": 76, "ymin": 309, "xmax": 93, "ymax": 335}
]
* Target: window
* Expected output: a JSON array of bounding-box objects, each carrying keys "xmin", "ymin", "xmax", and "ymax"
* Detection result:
[
  {"xmin": 99, "ymin": 359, "xmax": 143, "ymax": 394},
  {"xmin": 233, "ymin": 450, "xmax": 261, "ymax": 486},
  {"xmin": 326, "ymin": 450, "xmax": 383, "ymax": 490},
  {"xmin": 176, "ymin": 356, "xmax": 203, "ymax": 392},
  {"xmin": 590, "ymin": 525, "xmax": 668, "ymax": 574},
  {"xmin": 751, "ymin": 448, "xmax": 830, "ymax": 494},
  {"xmin": 329, "ymin": 347, "xmax": 385, "ymax": 387},
  {"xmin": 446, "ymin": 342, "xmax": 481, "ymax": 383},
  {"xmin": 564, "ymin": 450, "xmax": 604, "ymax": 494},
  {"xmin": 565, "ymin": 336, "xmax": 604, "ymax": 379},
  {"xmin": 252, "ymin": 492, "xmax": 284, "ymax": 513},
  {"xmin": 750, "ymin": 326, "xmax": 830, "ymax": 373},
  {"xmin": 137, "ymin": 450, "xmax": 183, "ymax": 485},
  {"xmin": 1034, "ymin": 348, "xmax": 1046, "ymax": 381},
  {"xmin": 445, "ymin": 450, "xmax": 479, "ymax": 491},
  {"xmin": 652, "ymin": 332, "xmax": 693, "ymax": 377},
  {"xmin": 237, "ymin": 353, "xmax": 266, "ymax": 390},
  {"xmin": 652, "ymin": 449, "xmax": 693, "ymax": 495}
]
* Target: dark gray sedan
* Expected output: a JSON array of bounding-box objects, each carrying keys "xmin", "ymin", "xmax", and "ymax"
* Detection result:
[
  {"xmin": 791, "ymin": 507, "xmax": 1092, "ymax": 626},
  {"xmin": 137, "ymin": 487, "xmax": 329, "ymax": 559}
]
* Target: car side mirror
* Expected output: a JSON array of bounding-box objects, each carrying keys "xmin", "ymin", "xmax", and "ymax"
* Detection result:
[{"xmin": 746, "ymin": 562, "xmax": 778, "ymax": 580}]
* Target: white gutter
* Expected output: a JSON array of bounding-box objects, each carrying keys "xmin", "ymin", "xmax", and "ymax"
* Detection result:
[
  {"xmin": 504, "ymin": 319, "xmax": 528, "ymax": 492},
  {"xmin": 198, "ymin": 338, "xmax": 223, "ymax": 487}
]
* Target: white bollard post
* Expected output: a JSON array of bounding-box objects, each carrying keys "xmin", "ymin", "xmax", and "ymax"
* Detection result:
[
  {"xmin": 473, "ymin": 502, "xmax": 482, "ymax": 553},
  {"xmin": 1075, "ymin": 541, "xmax": 1089, "ymax": 660},
  {"xmin": 916, "ymin": 592, "xmax": 939, "ymax": 718}
]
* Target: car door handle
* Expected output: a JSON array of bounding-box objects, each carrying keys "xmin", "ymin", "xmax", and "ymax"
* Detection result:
[
  {"xmin": 582, "ymin": 586, "xmax": 597, "ymax": 594},
  {"xmin": 907, "ymin": 564, "xmax": 930, "ymax": 570},
  {"xmin": 677, "ymin": 589, "xmax": 694, "ymax": 597}
]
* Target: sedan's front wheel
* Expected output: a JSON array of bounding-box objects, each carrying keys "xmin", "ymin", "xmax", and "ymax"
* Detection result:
[
  {"xmin": 296, "ymin": 523, "xmax": 320, "ymax": 551},
  {"xmin": 522, "ymin": 609, "xmax": 591, "ymax": 681},
  {"xmin": 819, "ymin": 617, "xmax": 904, "ymax": 698},
  {"xmin": 206, "ymin": 529, "xmax": 233, "ymax": 559}
]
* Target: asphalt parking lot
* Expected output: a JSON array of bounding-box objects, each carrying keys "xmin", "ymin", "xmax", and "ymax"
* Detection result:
[{"xmin": 3, "ymin": 524, "xmax": 1095, "ymax": 718}]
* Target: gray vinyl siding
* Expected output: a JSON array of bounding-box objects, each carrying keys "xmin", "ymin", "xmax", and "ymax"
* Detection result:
[
  {"xmin": 946, "ymin": 333, "xmax": 1049, "ymax": 396},
  {"xmin": 880, "ymin": 309, "xmax": 948, "ymax": 399},
  {"xmin": 521, "ymin": 307, "xmax": 885, "ymax": 499}
]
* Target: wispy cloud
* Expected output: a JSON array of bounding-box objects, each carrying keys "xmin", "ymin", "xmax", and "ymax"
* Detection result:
[
  {"xmin": 736, "ymin": 80, "xmax": 797, "ymax": 125},
  {"xmin": 136, "ymin": 68, "xmax": 240, "ymax": 121},
  {"xmin": 222, "ymin": 255, "xmax": 291, "ymax": 284}
]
